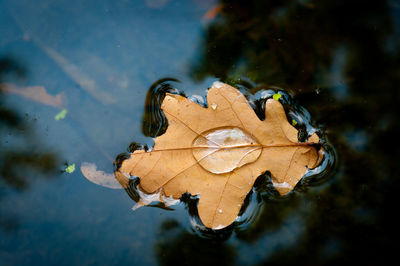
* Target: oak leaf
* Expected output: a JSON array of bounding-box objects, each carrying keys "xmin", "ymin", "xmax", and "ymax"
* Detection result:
[{"xmin": 115, "ymin": 82, "xmax": 323, "ymax": 229}]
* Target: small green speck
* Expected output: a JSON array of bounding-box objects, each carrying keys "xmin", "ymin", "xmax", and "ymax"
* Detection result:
[
  {"xmin": 55, "ymin": 109, "xmax": 67, "ymax": 121},
  {"xmin": 273, "ymin": 93, "xmax": 282, "ymax": 101},
  {"xmin": 292, "ymin": 119, "xmax": 298, "ymax": 126},
  {"xmin": 65, "ymin": 163, "xmax": 75, "ymax": 173}
]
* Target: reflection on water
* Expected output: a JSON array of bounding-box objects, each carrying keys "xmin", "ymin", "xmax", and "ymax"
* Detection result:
[
  {"xmin": 0, "ymin": 57, "xmax": 59, "ymax": 231},
  {"xmin": 156, "ymin": 219, "xmax": 236, "ymax": 266},
  {"xmin": 1, "ymin": 0, "xmax": 400, "ymax": 264}
]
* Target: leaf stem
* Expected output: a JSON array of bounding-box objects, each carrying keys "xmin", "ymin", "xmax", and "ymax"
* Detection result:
[{"xmin": 131, "ymin": 142, "xmax": 318, "ymax": 154}]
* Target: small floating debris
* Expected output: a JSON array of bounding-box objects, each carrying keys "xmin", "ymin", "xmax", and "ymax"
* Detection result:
[
  {"xmin": 273, "ymin": 93, "xmax": 282, "ymax": 101},
  {"xmin": 55, "ymin": 109, "xmax": 67, "ymax": 121},
  {"xmin": 65, "ymin": 163, "xmax": 75, "ymax": 173}
]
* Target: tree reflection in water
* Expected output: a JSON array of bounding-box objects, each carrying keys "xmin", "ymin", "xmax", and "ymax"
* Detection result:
[
  {"xmin": 0, "ymin": 57, "xmax": 59, "ymax": 232},
  {"xmin": 156, "ymin": 219, "xmax": 236, "ymax": 266}
]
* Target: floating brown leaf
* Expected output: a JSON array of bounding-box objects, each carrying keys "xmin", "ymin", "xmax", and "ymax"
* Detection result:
[{"xmin": 115, "ymin": 82, "xmax": 323, "ymax": 229}]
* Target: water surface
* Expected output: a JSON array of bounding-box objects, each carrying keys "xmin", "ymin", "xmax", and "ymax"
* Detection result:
[{"xmin": 1, "ymin": 0, "xmax": 400, "ymax": 265}]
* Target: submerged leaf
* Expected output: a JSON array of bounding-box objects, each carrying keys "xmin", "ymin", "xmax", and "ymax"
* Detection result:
[
  {"xmin": 115, "ymin": 82, "xmax": 323, "ymax": 229},
  {"xmin": 0, "ymin": 83, "xmax": 65, "ymax": 108},
  {"xmin": 80, "ymin": 162, "xmax": 122, "ymax": 189}
]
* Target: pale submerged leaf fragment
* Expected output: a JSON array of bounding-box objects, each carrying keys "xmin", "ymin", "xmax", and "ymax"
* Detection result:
[{"xmin": 80, "ymin": 162, "xmax": 122, "ymax": 189}]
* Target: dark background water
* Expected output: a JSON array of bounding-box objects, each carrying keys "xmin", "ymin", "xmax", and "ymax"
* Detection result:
[{"xmin": 1, "ymin": 0, "xmax": 400, "ymax": 265}]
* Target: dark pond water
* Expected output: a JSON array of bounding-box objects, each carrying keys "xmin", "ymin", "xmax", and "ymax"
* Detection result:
[{"xmin": 1, "ymin": 0, "xmax": 400, "ymax": 265}]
